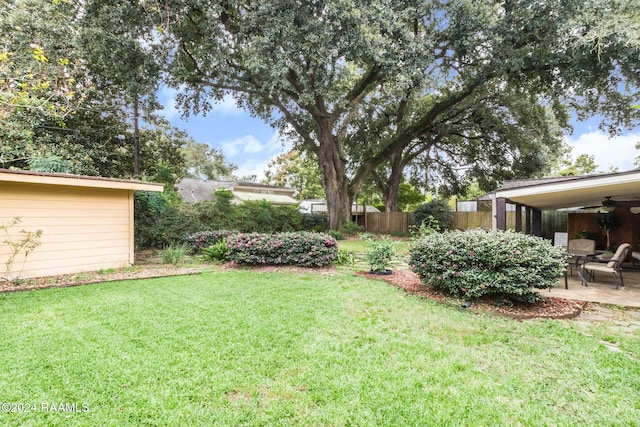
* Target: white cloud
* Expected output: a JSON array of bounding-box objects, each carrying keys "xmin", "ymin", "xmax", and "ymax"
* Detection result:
[
  {"xmin": 212, "ymin": 94, "xmax": 242, "ymax": 115},
  {"xmin": 158, "ymin": 86, "xmax": 180, "ymax": 120},
  {"xmin": 565, "ymin": 130, "xmax": 640, "ymax": 172},
  {"xmin": 225, "ymin": 130, "xmax": 293, "ymax": 181},
  {"xmin": 220, "ymin": 131, "xmax": 288, "ymax": 158}
]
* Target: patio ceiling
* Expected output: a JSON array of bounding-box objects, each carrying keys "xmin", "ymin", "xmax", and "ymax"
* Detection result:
[{"xmin": 494, "ymin": 170, "xmax": 640, "ymax": 210}]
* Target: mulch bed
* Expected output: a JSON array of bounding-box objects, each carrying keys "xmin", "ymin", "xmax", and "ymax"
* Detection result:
[{"xmin": 358, "ymin": 269, "xmax": 586, "ymax": 320}]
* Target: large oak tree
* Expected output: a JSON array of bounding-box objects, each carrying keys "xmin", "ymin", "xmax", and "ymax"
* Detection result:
[{"xmin": 147, "ymin": 0, "xmax": 639, "ymax": 229}]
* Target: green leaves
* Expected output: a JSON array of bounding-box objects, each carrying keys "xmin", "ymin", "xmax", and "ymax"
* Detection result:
[{"xmin": 410, "ymin": 229, "xmax": 565, "ymax": 303}]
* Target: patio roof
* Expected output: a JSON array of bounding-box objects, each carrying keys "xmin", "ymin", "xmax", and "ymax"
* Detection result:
[{"xmin": 494, "ymin": 169, "xmax": 640, "ymax": 210}]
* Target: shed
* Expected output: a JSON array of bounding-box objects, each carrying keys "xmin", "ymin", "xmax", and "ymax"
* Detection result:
[{"xmin": 0, "ymin": 169, "xmax": 163, "ymax": 280}]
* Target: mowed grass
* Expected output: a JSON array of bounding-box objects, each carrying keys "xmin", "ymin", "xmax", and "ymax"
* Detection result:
[
  {"xmin": 0, "ymin": 270, "xmax": 639, "ymax": 426},
  {"xmin": 337, "ymin": 238, "xmax": 410, "ymax": 255}
]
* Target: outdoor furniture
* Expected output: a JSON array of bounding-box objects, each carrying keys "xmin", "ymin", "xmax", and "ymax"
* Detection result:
[
  {"xmin": 580, "ymin": 243, "xmax": 632, "ymax": 289},
  {"xmin": 566, "ymin": 239, "xmax": 596, "ymax": 276}
]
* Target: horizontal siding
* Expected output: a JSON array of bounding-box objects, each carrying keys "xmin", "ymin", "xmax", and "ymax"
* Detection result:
[{"xmin": 0, "ymin": 181, "xmax": 133, "ymax": 279}]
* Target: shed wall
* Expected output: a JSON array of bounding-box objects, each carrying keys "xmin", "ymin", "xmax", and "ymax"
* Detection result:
[{"xmin": 1, "ymin": 181, "xmax": 133, "ymax": 279}]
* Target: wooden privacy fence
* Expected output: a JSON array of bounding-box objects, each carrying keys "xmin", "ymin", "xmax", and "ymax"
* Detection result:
[
  {"xmin": 365, "ymin": 210, "xmax": 567, "ymax": 239},
  {"xmin": 365, "ymin": 212, "xmax": 415, "ymax": 234}
]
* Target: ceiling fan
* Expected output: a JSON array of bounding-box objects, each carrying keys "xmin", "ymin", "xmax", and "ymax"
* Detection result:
[
  {"xmin": 579, "ymin": 196, "xmax": 618, "ymax": 212},
  {"xmin": 600, "ymin": 196, "xmax": 617, "ymax": 212},
  {"xmin": 582, "ymin": 196, "xmax": 640, "ymax": 213}
]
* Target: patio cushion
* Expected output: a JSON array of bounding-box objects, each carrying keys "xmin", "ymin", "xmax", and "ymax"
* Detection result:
[{"xmin": 606, "ymin": 243, "xmax": 631, "ymax": 268}]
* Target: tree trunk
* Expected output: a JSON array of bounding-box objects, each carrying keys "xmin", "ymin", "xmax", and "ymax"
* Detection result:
[
  {"xmin": 382, "ymin": 152, "xmax": 403, "ymax": 212},
  {"xmin": 317, "ymin": 140, "xmax": 351, "ymax": 230}
]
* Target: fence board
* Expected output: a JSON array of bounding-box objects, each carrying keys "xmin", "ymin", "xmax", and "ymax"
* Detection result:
[
  {"xmin": 365, "ymin": 212, "xmax": 414, "ymax": 234},
  {"xmin": 365, "ymin": 210, "xmax": 568, "ymax": 237}
]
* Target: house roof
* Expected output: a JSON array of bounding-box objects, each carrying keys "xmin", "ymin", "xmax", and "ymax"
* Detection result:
[
  {"xmin": 176, "ymin": 178, "xmax": 297, "ymax": 205},
  {"xmin": 0, "ymin": 168, "xmax": 164, "ymax": 192},
  {"xmin": 233, "ymin": 191, "xmax": 299, "ymax": 205},
  {"xmin": 492, "ymin": 170, "xmax": 640, "ymax": 210}
]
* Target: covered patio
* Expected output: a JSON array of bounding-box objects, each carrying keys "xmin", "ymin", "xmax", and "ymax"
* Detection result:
[
  {"xmin": 547, "ymin": 266, "xmax": 640, "ymax": 308},
  {"xmin": 489, "ymin": 170, "xmax": 640, "ymax": 307}
]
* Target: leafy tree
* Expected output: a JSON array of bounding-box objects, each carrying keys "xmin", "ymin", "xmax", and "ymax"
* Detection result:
[
  {"xmin": 80, "ymin": 0, "xmax": 162, "ymax": 176},
  {"xmin": 145, "ymin": 0, "xmax": 639, "ymax": 229},
  {"xmin": 262, "ymin": 149, "xmax": 324, "ymax": 200},
  {"xmin": 553, "ymin": 153, "xmax": 598, "ymax": 176},
  {"xmin": 0, "ymin": 0, "xmax": 93, "ymax": 167},
  {"xmin": 181, "ymin": 138, "xmax": 237, "ymax": 180}
]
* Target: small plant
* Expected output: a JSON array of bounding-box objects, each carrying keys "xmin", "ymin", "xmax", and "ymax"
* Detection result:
[
  {"xmin": 187, "ymin": 230, "xmax": 239, "ymax": 253},
  {"xmin": 333, "ymin": 249, "xmax": 355, "ymax": 265},
  {"xmin": 1, "ymin": 217, "xmax": 43, "ymax": 283},
  {"xmin": 201, "ymin": 240, "xmax": 229, "ymax": 262},
  {"xmin": 364, "ymin": 235, "xmax": 399, "ymax": 274},
  {"xmin": 162, "ymin": 243, "xmax": 191, "ymax": 265},
  {"xmin": 327, "ymin": 230, "xmax": 344, "ymax": 240},
  {"xmin": 413, "ymin": 200, "xmax": 453, "ymax": 231},
  {"xmin": 342, "ymin": 221, "xmax": 363, "ymax": 236},
  {"xmin": 409, "ymin": 216, "xmax": 441, "ymax": 237}
]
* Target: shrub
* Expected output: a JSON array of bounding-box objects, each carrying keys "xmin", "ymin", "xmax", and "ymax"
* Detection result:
[
  {"xmin": 187, "ymin": 230, "xmax": 239, "ymax": 253},
  {"xmin": 226, "ymin": 231, "xmax": 338, "ymax": 267},
  {"xmin": 201, "ymin": 240, "xmax": 229, "ymax": 262},
  {"xmin": 342, "ymin": 221, "xmax": 363, "ymax": 236},
  {"xmin": 135, "ymin": 191, "xmax": 205, "ymax": 250},
  {"xmin": 333, "ymin": 249, "xmax": 355, "ymax": 265},
  {"xmin": 413, "ymin": 200, "xmax": 453, "ymax": 231},
  {"xmin": 327, "ymin": 230, "xmax": 344, "ymax": 240},
  {"xmin": 364, "ymin": 235, "xmax": 400, "ymax": 273},
  {"xmin": 303, "ymin": 213, "xmax": 328, "ymax": 232},
  {"xmin": 161, "ymin": 243, "xmax": 191, "ymax": 265},
  {"xmin": 409, "ymin": 229, "xmax": 565, "ymax": 303}
]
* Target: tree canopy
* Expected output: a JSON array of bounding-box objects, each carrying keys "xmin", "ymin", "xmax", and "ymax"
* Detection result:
[{"xmin": 143, "ymin": 0, "xmax": 638, "ymax": 229}]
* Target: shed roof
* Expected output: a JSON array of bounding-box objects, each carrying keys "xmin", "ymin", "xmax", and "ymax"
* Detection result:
[{"xmin": 0, "ymin": 169, "xmax": 164, "ymax": 192}]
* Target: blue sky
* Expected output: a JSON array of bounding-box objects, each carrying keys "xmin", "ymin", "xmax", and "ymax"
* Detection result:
[{"xmin": 158, "ymin": 87, "xmax": 640, "ymax": 181}]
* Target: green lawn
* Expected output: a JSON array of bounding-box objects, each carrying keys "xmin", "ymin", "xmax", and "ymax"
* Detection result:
[
  {"xmin": 0, "ymin": 270, "xmax": 638, "ymax": 426},
  {"xmin": 337, "ymin": 237, "xmax": 411, "ymax": 254}
]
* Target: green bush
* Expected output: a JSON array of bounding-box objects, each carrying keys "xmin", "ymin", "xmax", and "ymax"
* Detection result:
[
  {"xmin": 342, "ymin": 221, "xmax": 363, "ymax": 236},
  {"xmin": 365, "ymin": 236, "xmax": 400, "ymax": 273},
  {"xmin": 187, "ymin": 230, "xmax": 239, "ymax": 253},
  {"xmin": 201, "ymin": 240, "xmax": 229, "ymax": 262},
  {"xmin": 327, "ymin": 230, "xmax": 344, "ymax": 240},
  {"xmin": 333, "ymin": 249, "xmax": 355, "ymax": 265},
  {"xmin": 413, "ymin": 200, "xmax": 453, "ymax": 231},
  {"xmin": 135, "ymin": 192, "xmax": 205, "ymax": 250},
  {"xmin": 303, "ymin": 213, "xmax": 328, "ymax": 232},
  {"xmin": 409, "ymin": 229, "xmax": 565, "ymax": 303},
  {"xmin": 226, "ymin": 231, "xmax": 338, "ymax": 267}
]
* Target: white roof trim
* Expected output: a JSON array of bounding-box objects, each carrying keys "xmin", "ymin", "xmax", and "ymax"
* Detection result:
[{"xmin": 495, "ymin": 170, "xmax": 640, "ymax": 210}]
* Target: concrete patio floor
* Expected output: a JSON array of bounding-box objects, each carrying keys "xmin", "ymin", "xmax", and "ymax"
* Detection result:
[{"xmin": 543, "ymin": 263, "xmax": 640, "ymax": 308}]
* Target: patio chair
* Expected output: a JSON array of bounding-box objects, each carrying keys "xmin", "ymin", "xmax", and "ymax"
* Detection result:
[
  {"xmin": 566, "ymin": 238, "xmax": 596, "ymax": 276},
  {"xmin": 580, "ymin": 243, "xmax": 631, "ymax": 289}
]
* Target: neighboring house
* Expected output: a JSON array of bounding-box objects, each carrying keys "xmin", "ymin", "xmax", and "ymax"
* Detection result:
[
  {"xmin": 298, "ymin": 199, "xmax": 381, "ymax": 215},
  {"xmin": 176, "ymin": 178, "xmax": 298, "ymax": 206},
  {"xmin": 0, "ymin": 169, "xmax": 163, "ymax": 279}
]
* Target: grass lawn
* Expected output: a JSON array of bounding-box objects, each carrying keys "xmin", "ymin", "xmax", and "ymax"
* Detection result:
[
  {"xmin": 337, "ymin": 237, "xmax": 411, "ymax": 254},
  {"xmin": 0, "ymin": 270, "xmax": 639, "ymax": 426}
]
